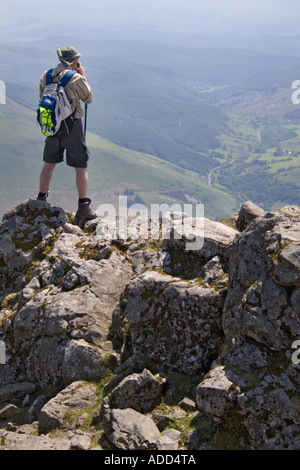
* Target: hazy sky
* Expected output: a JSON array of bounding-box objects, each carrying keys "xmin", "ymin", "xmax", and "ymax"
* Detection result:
[{"xmin": 1, "ymin": 0, "xmax": 300, "ymax": 40}]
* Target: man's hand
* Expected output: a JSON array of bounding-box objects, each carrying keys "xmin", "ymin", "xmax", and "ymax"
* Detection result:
[{"xmin": 76, "ymin": 62, "xmax": 86, "ymax": 79}]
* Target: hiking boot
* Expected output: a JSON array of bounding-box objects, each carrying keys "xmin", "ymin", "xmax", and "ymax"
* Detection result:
[
  {"xmin": 74, "ymin": 198, "xmax": 97, "ymax": 226},
  {"xmin": 36, "ymin": 191, "xmax": 48, "ymax": 202}
]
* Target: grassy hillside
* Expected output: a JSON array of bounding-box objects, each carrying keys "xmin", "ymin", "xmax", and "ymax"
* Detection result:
[
  {"xmin": 0, "ymin": 98, "xmax": 238, "ymax": 221},
  {"xmin": 0, "ymin": 98, "xmax": 44, "ymax": 212},
  {"xmin": 0, "ymin": 42, "xmax": 233, "ymax": 178},
  {"xmin": 2, "ymin": 39, "xmax": 300, "ymax": 219},
  {"xmin": 87, "ymin": 92, "xmax": 229, "ymax": 174}
]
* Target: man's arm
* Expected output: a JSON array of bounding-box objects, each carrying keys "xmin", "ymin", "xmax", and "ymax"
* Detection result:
[
  {"xmin": 75, "ymin": 63, "xmax": 93, "ymax": 104},
  {"xmin": 39, "ymin": 71, "xmax": 47, "ymax": 99}
]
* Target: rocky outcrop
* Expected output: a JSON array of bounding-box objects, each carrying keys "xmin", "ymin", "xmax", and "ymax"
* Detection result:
[
  {"xmin": 214, "ymin": 203, "xmax": 300, "ymax": 450},
  {"xmin": 0, "ymin": 199, "xmax": 299, "ymax": 450},
  {"xmin": 0, "ymin": 200, "xmax": 132, "ymax": 389}
]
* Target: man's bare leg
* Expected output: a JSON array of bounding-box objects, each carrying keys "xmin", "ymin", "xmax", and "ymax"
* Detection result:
[
  {"xmin": 75, "ymin": 167, "xmax": 88, "ymax": 199},
  {"xmin": 74, "ymin": 167, "xmax": 97, "ymax": 225},
  {"xmin": 37, "ymin": 162, "xmax": 56, "ymax": 200},
  {"xmin": 39, "ymin": 162, "xmax": 56, "ymax": 193}
]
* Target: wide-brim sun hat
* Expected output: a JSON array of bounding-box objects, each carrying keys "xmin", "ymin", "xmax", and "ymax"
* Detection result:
[{"xmin": 56, "ymin": 46, "xmax": 83, "ymax": 66}]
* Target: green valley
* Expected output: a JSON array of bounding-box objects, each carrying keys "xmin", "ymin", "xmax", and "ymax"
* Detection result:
[
  {"xmin": 0, "ymin": 97, "xmax": 237, "ymax": 221},
  {"xmin": 2, "ymin": 35, "xmax": 300, "ymax": 221},
  {"xmin": 209, "ymin": 110, "xmax": 300, "ymax": 210}
]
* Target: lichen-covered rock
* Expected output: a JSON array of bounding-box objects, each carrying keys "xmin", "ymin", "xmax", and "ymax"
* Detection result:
[
  {"xmin": 109, "ymin": 369, "xmax": 166, "ymax": 413},
  {"xmin": 157, "ymin": 428, "xmax": 181, "ymax": 450},
  {"xmin": 203, "ymin": 205, "xmax": 300, "ymax": 449},
  {"xmin": 38, "ymin": 381, "xmax": 98, "ymax": 434},
  {"xmin": 0, "ymin": 200, "xmax": 131, "ymax": 388},
  {"xmin": 237, "ymin": 382, "xmax": 300, "ymax": 450},
  {"xmin": 0, "ymin": 429, "xmax": 72, "ymax": 450},
  {"xmin": 1, "ymin": 199, "xmax": 300, "ymax": 450},
  {"xmin": 223, "ymin": 206, "xmax": 300, "ymax": 347},
  {"xmin": 0, "ymin": 199, "xmax": 68, "ymax": 302},
  {"xmin": 162, "ymin": 216, "xmax": 237, "ymax": 278},
  {"xmin": 196, "ymin": 366, "xmax": 240, "ymax": 419},
  {"xmin": 236, "ymin": 200, "xmax": 265, "ymax": 231},
  {"xmin": 113, "ymin": 269, "xmax": 226, "ymax": 377},
  {"xmin": 101, "ymin": 407, "xmax": 161, "ymax": 450}
]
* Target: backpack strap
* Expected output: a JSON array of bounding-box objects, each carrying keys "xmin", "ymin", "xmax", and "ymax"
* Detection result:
[
  {"xmin": 45, "ymin": 69, "xmax": 75, "ymax": 87},
  {"xmin": 60, "ymin": 70, "xmax": 76, "ymax": 87},
  {"xmin": 46, "ymin": 69, "xmax": 53, "ymax": 85}
]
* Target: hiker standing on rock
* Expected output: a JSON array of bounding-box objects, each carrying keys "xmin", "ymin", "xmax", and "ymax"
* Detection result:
[{"xmin": 37, "ymin": 45, "xmax": 97, "ymax": 224}]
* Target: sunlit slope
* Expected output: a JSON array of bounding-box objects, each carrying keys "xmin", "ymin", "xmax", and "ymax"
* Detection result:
[
  {"xmin": 0, "ymin": 98, "xmax": 44, "ymax": 213},
  {"xmin": 87, "ymin": 132, "xmax": 238, "ymax": 218},
  {"xmin": 207, "ymin": 112, "xmax": 300, "ymax": 210},
  {"xmin": 0, "ymin": 98, "xmax": 238, "ymax": 220}
]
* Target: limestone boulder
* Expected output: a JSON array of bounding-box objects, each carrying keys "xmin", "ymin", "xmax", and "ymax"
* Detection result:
[
  {"xmin": 102, "ymin": 407, "xmax": 161, "ymax": 450},
  {"xmin": 0, "ymin": 200, "xmax": 132, "ymax": 388},
  {"xmin": 38, "ymin": 381, "xmax": 98, "ymax": 434},
  {"xmin": 109, "ymin": 369, "xmax": 166, "ymax": 413},
  {"xmin": 236, "ymin": 200, "xmax": 265, "ymax": 231},
  {"xmin": 113, "ymin": 269, "xmax": 226, "ymax": 377},
  {"xmin": 196, "ymin": 366, "xmax": 240, "ymax": 419}
]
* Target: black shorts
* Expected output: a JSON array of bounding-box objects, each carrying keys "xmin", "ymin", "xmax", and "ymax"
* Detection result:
[{"xmin": 43, "ymin": 119, "xmax": 89, "ymax": 168}]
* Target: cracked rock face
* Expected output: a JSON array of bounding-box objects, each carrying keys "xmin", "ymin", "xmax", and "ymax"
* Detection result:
[
  {"xmin": 113, "ymin": 270, "xmax": 227, "ymax": 377},
  {"xmin": 101, "ymin": 407, "xmax": 161, "ymax": 450},
  {"xmin": 0, "ymin": 200, "xmax": 132, "ymax": 388},
  {"xmin": 1, "ymin": 199, "xmax": 300, "ymax": 450},
  {"xmin": 108, "ymin": 368, "xmax": 166, "ymax": 413},
  {"xmin": 198, "ymin": 205, "xmax": 300, "ymax": 450},
  {"xmin": 112, "ymin": 216, "xmax": 237, "ymax": 378}
]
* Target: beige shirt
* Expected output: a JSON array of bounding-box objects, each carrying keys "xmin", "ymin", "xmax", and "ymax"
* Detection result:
[{"xmin": 39, "ymin": 63, "xmax": 93, "ymax": 119}]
